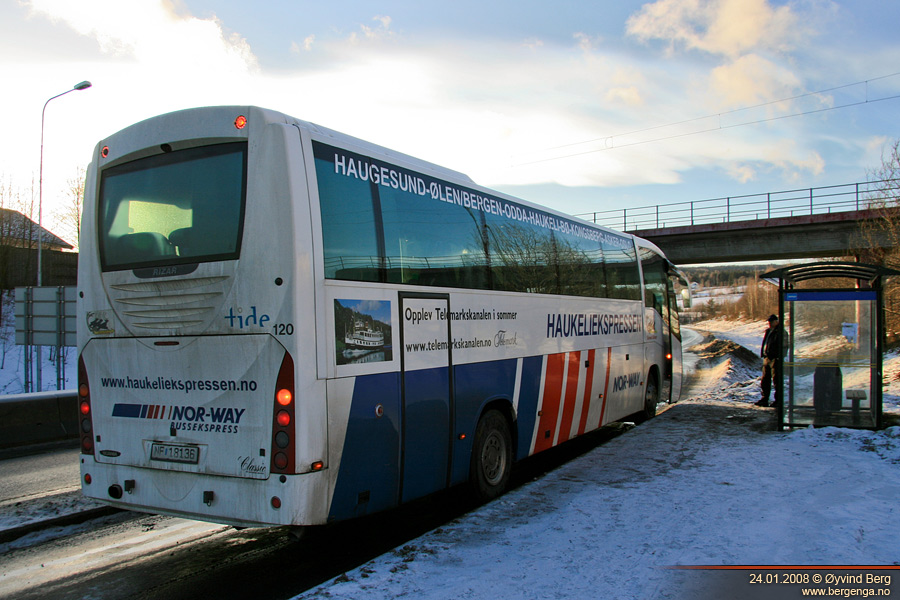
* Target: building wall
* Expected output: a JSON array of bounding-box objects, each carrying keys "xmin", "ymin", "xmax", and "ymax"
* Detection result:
[{"xmin": 0, "ymin": 247, "xmax": 77, "ymax": 288}]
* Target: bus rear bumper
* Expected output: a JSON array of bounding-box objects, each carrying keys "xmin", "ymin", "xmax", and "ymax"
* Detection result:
[{"xmin": 79, "ymin": 455, "xmax": 330, "ymax": 528}]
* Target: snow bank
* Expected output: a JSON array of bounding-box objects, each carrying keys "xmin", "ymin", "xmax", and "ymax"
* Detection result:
[{"xmin": 690, "ymin": 318, "xmax": 900, "ymax": 414}]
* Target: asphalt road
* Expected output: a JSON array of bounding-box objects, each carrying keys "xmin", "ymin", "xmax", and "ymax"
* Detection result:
[{"xmin": 0, "ymin": 444, "xmax": 81, "ymax": 503}]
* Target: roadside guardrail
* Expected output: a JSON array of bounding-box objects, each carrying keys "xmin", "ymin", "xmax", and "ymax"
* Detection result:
[{"xmin": 0, "ymin": 390, "xmax": 78, "ymax": 449}]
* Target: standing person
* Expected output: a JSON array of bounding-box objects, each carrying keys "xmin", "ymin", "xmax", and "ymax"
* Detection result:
[{"xmin": 756, "ymin": 314, "xmax": 783, "ymax": 408}]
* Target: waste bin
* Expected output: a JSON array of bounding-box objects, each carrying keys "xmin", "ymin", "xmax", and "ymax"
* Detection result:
[{"xmin": 813, "ymin": 364, "xmax": 842, "ymax": 417}]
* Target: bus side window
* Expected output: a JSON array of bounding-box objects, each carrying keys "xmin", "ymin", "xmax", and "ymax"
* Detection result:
[
  {"xmin": 316, "ymin": 156, "xmax": 382, "ymax": 282},
  {"xmin": 604, "ymin": 242, "xmax": 641, "ymax": 301},
  {"xmin": 640, "ymin": 247, "xmax": 668, "ymax": 316},
  {"xmin": 380, "ymin": 186, "xmax": 489, "ymax": 290}
]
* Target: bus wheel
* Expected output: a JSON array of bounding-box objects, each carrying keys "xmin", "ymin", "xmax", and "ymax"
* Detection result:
[
  {"xmin": 470, "ymin": 409, "xmax": 512, "ymax": 502},
  {"xmin": 641, "ymin": 370, "xmax": 659, "ymax": 422}
]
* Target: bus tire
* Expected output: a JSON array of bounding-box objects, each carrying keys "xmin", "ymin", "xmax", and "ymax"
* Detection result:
[
  {"xmin": 469, "ymin": 409, "xmax": 513, "ymax": 502},
  {"xmin": 640, "ymin": 369, "xmax": 660, "ymax": 422}
]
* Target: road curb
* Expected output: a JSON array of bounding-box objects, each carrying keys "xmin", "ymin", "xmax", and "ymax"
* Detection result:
[{"xmin": 0, "ymin": 506, "xmax": 124, "ymax": 545}]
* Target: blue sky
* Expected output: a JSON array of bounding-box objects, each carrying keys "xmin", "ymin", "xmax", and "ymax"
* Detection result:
[{"xmin": 2, "ymin": 0, "xmax": 899, "ymax": 245}]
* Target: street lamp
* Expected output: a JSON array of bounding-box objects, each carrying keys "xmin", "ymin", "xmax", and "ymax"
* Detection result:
[
  {"xmin": 34, "ymin": 80, "xmax": 91, "ymax": 392},
  {"xmin": 38, "ymin": 80, "xmax": 92, "ymax": 286}
]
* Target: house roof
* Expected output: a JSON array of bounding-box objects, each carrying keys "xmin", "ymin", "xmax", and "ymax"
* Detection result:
[{"xmin": 0, "ymin": 208, "xmax": 74, "ymax": 250}]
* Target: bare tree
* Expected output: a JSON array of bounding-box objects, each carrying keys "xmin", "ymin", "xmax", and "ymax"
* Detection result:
[
  {"xmin": 52, "ymin": 166, "xmax": 85, "ymax": 250},
  {"xmin": 855, "ymin": 141, "xmax": 900, "ymax": 261},
  {"xmin": 0, "ymin": 176, "xmax": 12, "ymax": 332},
  {"xmin": 852, "ymin": 139, "xmax": 900, "ymax": 339}
]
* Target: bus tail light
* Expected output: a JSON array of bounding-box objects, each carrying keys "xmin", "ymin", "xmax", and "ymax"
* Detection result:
[
  {"xmin": 271, "ymin": 352, "xmax": 296, "ymax": 475},
  {"xmin": 78, "ymin": 356, "xmax": 95, "ymax": 454}
]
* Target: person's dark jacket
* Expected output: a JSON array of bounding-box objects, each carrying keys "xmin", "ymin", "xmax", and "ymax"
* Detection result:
[{"xmin": 761, "ymin": 324, "xmax": 783, "ymax": 360}]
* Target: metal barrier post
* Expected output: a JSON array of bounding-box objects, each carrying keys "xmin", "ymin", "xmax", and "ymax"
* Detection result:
[
  {"xmin": 23, "ymin": 287, "xmax": 33, "ymax": 393},
  {"xmin": 56, "ymin": 286, "xmax": 65, "ymax": 390}
]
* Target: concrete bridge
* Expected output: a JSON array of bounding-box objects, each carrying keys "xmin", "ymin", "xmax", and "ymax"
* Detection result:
[{"xmin": 576, "ymin": 180, "xmax": 899, "ymax": 264}]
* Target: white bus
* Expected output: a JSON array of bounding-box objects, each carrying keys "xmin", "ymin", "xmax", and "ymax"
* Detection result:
[{"xmin": 77, "ymin": 106, "xmax": 690, "ymax": 529}]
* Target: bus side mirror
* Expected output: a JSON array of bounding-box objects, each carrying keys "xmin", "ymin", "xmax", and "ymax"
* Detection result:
[{"xmin": 681, "ymin": 288, "xmax": 692, "ymax": 309}]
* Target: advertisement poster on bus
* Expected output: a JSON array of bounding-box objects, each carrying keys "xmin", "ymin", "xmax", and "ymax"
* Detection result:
[{"xmin": 334, "ymin": 299, "xmax": 393, "ymax": 365}]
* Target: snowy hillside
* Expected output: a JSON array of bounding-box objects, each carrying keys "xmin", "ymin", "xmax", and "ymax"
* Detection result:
[{"xmin": 694, "ymin": 317, "xmax": 900, "ymax": 414}]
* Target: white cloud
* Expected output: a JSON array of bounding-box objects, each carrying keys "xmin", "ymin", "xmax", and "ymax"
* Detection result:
[
  {"xmin": 5, "ymin": 0, "xmax": 263, "ymax": 227},
  {"xmin": 23, "ymin": 0, "xmax": 258, "ymax": 74},
  {"xmin": 614, "ymin": 0, "xmax": 847, "ymax": 187},
  {"xmin": 291, "ymin": 35, "xmax": 316, "ymax": 54},
  {"xmin": 715, "ymin": 139, "xmax": 825, "ymax": 184},
  {"xmin": 351, "ymin": 14, "xmax": 395, "ymax": 44},
  {"xmin": 726, "ymin": 163, "xmax": 757, "ymax": 183},
  {"xmin": 709, "ymin": 54, "xmax": 802, "ymax": 107},
  {"xmin": 625, "ymin": 0, "xmax": 807, "ymax": 58},
  {"xmin": 606, "ymin": 86, "xmax": 643, "ymax": 106},
  {"xmin": 573, "ymin": 32, "xmax": 602, "ymax": 53}
]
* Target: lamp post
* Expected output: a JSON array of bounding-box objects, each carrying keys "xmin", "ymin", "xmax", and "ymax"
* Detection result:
[
  {"xmin": 34, "ymin": 80, "xmax": 91, "ymax": 392},
  {"xmin": 38, "ymin": 80, "xmax": 91, "ymax": 287}
]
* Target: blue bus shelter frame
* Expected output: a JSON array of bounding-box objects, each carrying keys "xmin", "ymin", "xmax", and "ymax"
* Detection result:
[{"xmin": 763, "ymin": 262, "xmax": 900, "ymax": 431}]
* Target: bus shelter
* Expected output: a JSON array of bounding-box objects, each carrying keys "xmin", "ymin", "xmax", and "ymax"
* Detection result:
[{"xmin": 763, "ymin": 262, "xmax": 900, "ymax": 431}]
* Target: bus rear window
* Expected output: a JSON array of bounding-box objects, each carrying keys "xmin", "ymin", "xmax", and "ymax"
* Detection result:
[{"xmin": 98, "ymin": 142, "xmax": 247, "ymax": 272}]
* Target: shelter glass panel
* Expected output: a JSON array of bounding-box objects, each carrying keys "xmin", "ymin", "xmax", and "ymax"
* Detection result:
[{"xmin": 783, "ymin": 290, "xmax": 877, "ymax": 428}]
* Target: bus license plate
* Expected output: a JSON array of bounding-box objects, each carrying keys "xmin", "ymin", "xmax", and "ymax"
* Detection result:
[{"xmin": 150, "ymin": 443, "xmax": 199, "ymax": 464}]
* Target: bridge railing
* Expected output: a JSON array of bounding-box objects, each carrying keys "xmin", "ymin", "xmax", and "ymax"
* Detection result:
[{"xmin": 576, "ymin": 179, "xmax": 900, "ymax": 231}]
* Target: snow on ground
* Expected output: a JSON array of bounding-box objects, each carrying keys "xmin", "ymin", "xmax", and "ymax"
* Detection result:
[
  {"xmin": 294, "ymin": 410, "xmax": 900, "ymax": 600},
  {"xmin": 0, "ymin": 490, "xmax": 103, "ymax": 537},
  {"xmin": 691, "ymin": 317, "xmax": 769, "ymax": 358},
  {"xmin": 293, "ymin": 319, "xmax": 900, "ymax": 600}
]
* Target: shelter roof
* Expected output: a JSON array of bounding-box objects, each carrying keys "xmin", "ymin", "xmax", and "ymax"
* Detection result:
[{"xmin": 762, "ymin": 261, "xmax": 900, "ymax": 287}]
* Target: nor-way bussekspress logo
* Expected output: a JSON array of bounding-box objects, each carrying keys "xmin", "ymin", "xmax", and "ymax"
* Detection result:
[{"xmin": 112, "ymin": 403, "xmax": 246, "ymax": 434}]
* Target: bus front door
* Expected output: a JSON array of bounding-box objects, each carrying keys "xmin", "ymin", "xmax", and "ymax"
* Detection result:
[{"xmin": 399, "ymin": 293, "xmax": 453, "ymax": 503}]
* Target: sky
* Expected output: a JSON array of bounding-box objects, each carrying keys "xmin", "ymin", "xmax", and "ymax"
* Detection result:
[{"xmin": 2, "ymin": 0, "xmax": 899, "ymax": 246}]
